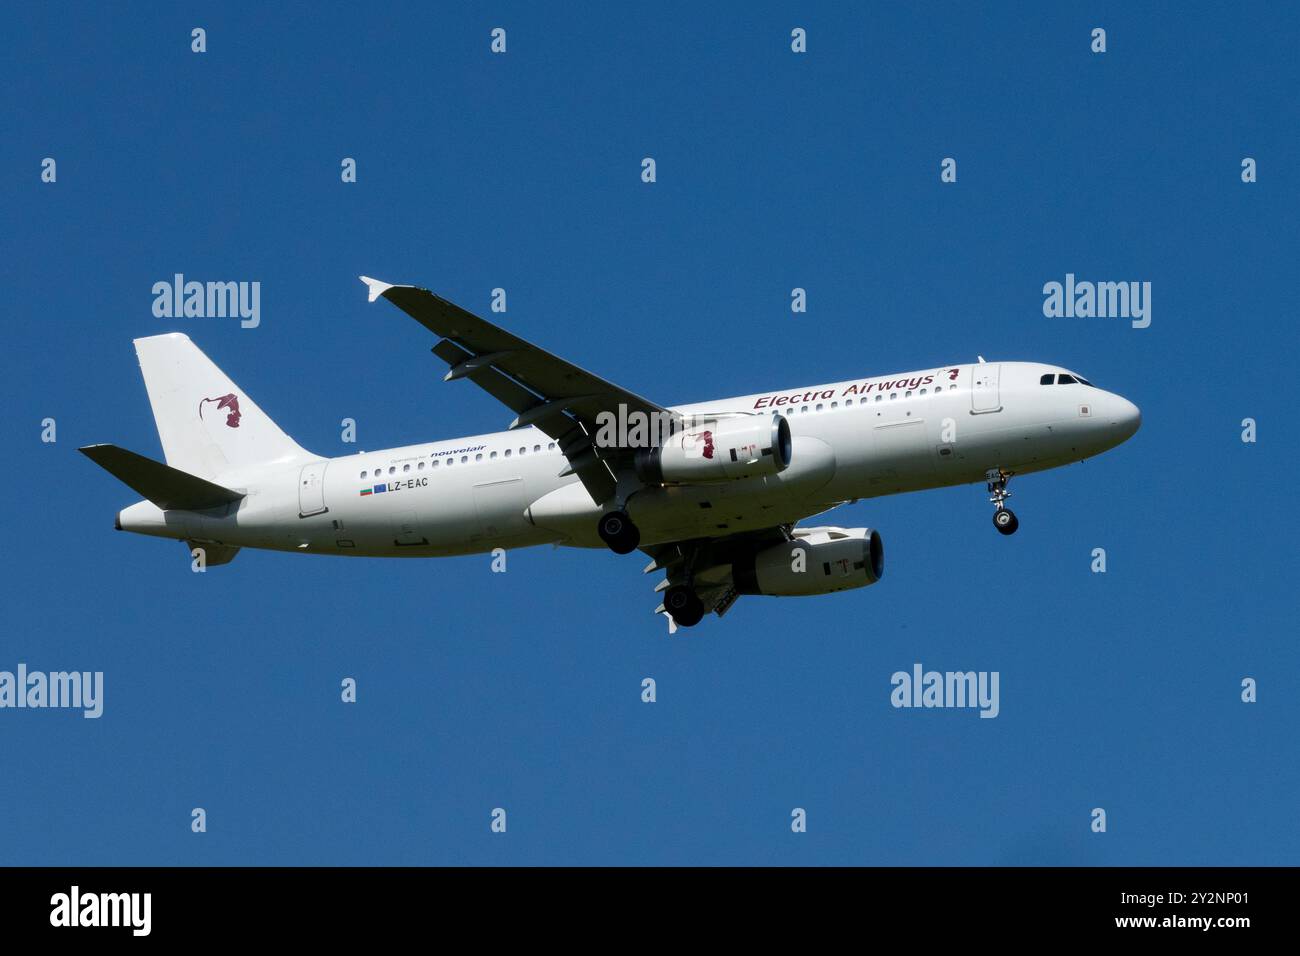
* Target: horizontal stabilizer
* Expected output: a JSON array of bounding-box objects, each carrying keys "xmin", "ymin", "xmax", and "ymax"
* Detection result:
[{"xmin": 79, "ymin": 444, "xmax": 245, "ymax": 511}]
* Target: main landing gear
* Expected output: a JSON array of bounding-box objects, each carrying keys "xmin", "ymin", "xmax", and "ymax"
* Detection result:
[
  {"xmin": 663, "ymin": 584, "xmax": 705, "ymax": 628},
  {"xmin": 987, "ymin": 468, "xmax": 1019, "ymax": 536},
  {"xmin": 595, "ymin": 509, "xmax": 704, "ymax": 627},
  {"xmin": 597, "ymin": 509, "xmax": 641, "ymax": 554}
]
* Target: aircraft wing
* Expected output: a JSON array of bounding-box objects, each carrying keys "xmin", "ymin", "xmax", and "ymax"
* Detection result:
[{"xmin": 361, "ymin": 276, "xmax": 678, "ymax": 505}]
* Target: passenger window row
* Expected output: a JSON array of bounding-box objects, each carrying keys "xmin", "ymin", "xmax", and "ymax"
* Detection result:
[
  {"xmin": 779, "ymin": 384, "xmax": 958, "ymax": 416},
  {"xmin": 358, "ymin": 382, "xmax": 966, "ymax": 477},
  {"xmin": 360, "ymin": 441, "xmax": 558, "ymax": 480}
]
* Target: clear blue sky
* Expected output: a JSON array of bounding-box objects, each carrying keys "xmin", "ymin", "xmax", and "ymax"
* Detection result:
[{"xmin": 2, "ymin": 3, "xmax": 1295, "ymax": 865}]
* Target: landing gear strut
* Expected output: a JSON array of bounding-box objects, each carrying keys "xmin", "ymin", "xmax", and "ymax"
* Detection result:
[
  {"xmin": 987, "ymin": 468, "xmax": 1019, "ymax": 535},
  {"xmin": 664, "ymin": 584, "xmax": 705, "ymax": 628},
  {"xmin": 597, "ymin": 510, "xmax": 641, "ymax": 554}
]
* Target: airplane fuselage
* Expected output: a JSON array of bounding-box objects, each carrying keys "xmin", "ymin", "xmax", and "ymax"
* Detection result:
[{"xmin": 117, "ymin": 360, "xmax": 1140, "ymax": 558}]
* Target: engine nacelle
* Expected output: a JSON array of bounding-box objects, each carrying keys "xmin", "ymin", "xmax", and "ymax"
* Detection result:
[
  {"xmin": 635, "ymin": 414, "xmax": 791, "ymax": 485},
  {"xmin": 732, "ymin": 527, "xmax": 884, "ymax": 596}
]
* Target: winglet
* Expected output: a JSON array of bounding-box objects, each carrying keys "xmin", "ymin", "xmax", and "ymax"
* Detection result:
[{"xmin": 359, "ymin": 275, "xmax": 395, "ymax": 303}]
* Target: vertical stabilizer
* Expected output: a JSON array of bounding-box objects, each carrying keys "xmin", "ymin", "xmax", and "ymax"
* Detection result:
[{"xmin": 133, "ymin": 333, "xmax": 314, "ymax": 480}]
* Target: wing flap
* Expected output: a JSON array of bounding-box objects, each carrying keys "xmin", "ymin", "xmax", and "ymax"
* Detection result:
[{"xmin": 429, "ymin": 337, "xmax": 617, "ymax": 501}]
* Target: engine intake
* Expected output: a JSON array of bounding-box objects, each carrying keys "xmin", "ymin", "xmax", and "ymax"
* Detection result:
[
  {"xmin": 635, "ymin": 414, "xmax": 792, "ymax": 485},
  {"xmin": 732, "ymin": 527, "xmax": 884, "ymax": 596}
]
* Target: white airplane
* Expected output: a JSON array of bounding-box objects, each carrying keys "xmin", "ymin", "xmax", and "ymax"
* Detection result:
[{"xmin": 82, "ymin": 276, "xmax": 1140, "ymax": 628}]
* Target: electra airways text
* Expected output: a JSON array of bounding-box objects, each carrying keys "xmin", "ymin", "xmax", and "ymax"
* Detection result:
[{"xmin": 81, "ymin": 276, "xmax": 1141, "ymax": 628}]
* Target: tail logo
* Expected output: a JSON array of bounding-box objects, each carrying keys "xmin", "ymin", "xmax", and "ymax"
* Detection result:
[{"xmin": 199, "ymin": 393, "xmax": 242, "ymax": 428}]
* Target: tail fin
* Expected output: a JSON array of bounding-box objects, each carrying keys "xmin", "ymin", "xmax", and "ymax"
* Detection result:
[{"xmin": 133, "ymin": 333, "xmax": 314, "ymax": 480}]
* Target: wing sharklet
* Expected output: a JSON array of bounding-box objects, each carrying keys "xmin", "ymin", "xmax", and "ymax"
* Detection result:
[{"xmin": 358, "ymin": 275, "xmax": 399, "ymax": 303}]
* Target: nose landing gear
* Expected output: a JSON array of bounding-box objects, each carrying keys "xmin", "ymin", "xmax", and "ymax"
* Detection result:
[{"xmin": 987, "ymin": 468, "xmax": 1019, "ymax": 535}]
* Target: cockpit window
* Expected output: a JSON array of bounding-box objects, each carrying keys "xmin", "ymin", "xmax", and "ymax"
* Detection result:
[{"xmin": 1042, "ymin": 371, "xmax": 1095, "ymax": 385}]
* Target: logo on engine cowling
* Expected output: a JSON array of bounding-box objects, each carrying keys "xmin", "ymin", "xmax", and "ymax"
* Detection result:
[{"xmin": 683, "ymin": 429, "xmax": 715, "ymax": 460}]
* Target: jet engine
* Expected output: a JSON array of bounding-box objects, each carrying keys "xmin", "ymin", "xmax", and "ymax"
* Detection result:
[
  {"xmin": 731, "ymin": 527, "xmax": 884, "ymax": 596},
  {"xmin": 634, "ymin": 414, "xmax": 792, "ymax": 485}
]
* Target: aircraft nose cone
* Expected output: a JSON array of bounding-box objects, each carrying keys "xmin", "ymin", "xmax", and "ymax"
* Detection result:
[{"xmin": 1110, "ymin": 395, "xmax": 1141, "ymax": 441}]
